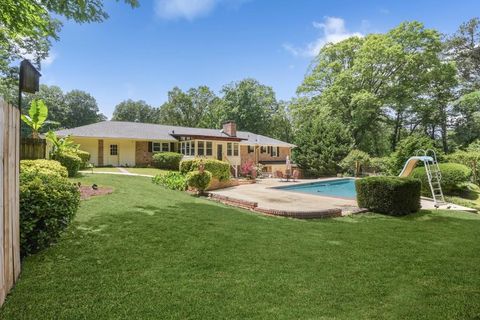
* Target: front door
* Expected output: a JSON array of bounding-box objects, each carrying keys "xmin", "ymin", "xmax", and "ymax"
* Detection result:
[{"xmin": 217, "ymin": 144, "xmax": 223, "ymax": 161}]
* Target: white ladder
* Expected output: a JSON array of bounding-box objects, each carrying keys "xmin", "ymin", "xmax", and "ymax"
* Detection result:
[{"xmin": 417, "ymin": 149, "xmax": 445, "ymax": 207}]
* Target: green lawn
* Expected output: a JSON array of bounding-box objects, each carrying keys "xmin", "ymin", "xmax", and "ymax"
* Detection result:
[{"xmin": 2, "ymin": 175, "xmax": 480, "ymax": 319}]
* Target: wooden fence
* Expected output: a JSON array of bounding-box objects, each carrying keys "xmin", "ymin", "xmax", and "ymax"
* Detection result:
[
  {"xmin": 0, "ymin": 99, "xmax": 21, "ymax": 306},
  {"xmin": 20, "ymin": 137, "xmax": 46, "ymax": 160}
]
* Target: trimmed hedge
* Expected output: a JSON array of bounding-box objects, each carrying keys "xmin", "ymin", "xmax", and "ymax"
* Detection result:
[
  {"xmin": 152, "ymin": 172, "xmax": 187, "ymax": 191},
  {"xmin": 186, "ymin": 170, "xmax": 212, "ymax": 193},
  {"xmin": 180, "ymin": 159, "xmax": 230, "ymax": 181},
  {"xmin": 19, "ymin": 162, "xmax": 80, "ymax": 256},
  {"xmin": 76, "ymin": 150, "xmax": 91, "ymax": 169},
  {"xmin": 356, "ymin": 176, "xmax": 421, "ymax": 216},
  {"xmin": 52, "ymin": 152, "xmax": 82, "ymax": 177},
  {"xmin": 411, "ymin": 163, "xmax": 472, "ymax": 194},
  {"xmin": 152, "ymin": 152, "xmax": 183, "ymax": 170},
  {"xmin": 20, "ymin": 159, "xmax": 68, "ymax": 178}
]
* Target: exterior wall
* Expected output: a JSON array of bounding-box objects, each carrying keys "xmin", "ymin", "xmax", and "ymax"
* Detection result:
[
  {"xmin": 73, "ymin": 137, "xmax": 99, "ymax": 165},
  {"xmin": 239, "ymin": 145, "xmax": 292, "ymax": 165},
  {"xmin": 103, "ymin": 139, "xmax": 136, "ymax": 167}
]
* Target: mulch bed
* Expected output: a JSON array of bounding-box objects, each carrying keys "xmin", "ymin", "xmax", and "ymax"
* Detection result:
[{"xmin": 78, "ymin": 185, "xmax": 114, "ymax": 200}]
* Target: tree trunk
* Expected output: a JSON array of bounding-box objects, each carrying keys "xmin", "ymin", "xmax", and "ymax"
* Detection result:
[
  {"xmin": 391, "ymin": 112, "xmax": 402, "ymax": 151},
  {"xmin": 440, "ymin": 106, "xmax": 448, "ymax": 153}
]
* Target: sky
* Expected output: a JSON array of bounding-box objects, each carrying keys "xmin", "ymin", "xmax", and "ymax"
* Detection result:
[{"xmin": 40, "ymin": 0, "xmax": 480, "ymax": 118}]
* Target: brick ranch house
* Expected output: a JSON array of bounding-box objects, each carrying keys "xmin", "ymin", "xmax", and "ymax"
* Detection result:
[{"xmin": 54, "ymin": 121, "xmax": 296, "ymax": 176}]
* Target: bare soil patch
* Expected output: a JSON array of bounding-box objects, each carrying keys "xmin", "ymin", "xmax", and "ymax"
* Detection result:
[{"xmin": 79, "ymin": 185, "xmax": 113, "ymax": 200}]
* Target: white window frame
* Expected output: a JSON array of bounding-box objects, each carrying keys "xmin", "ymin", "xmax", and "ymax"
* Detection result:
[
  {"xmin": 162, "ymin": 142, "xmax": 169, "ymax": 152},
  {"xmin": 180, "ymin": 141, "xmax": 195, "ymax": 156},
  {"xmin": 206, "ymin": 141, "xmax": 213, "ymax": 156},
  {"xmin": 272, "ymin": 146, "xmax": 279, "ymax": 157}
]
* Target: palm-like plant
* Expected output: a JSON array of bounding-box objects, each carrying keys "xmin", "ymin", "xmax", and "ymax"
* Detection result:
[
  {"xmin": 45, "ymin": 131, "xmax": 79, "ymax": 156},
  {"xmin": 21, "ymin": 99, "xmax": 49, "ymax": 139}
]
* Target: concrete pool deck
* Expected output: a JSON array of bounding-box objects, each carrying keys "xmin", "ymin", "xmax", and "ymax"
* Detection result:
[{"xmin": 209, "ymin": 177, "xmax": 476, "ymax": 215}]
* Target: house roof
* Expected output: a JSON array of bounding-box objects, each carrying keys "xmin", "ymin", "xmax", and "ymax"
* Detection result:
[{"xmin": 55, "ymin": 121, "xmax": 296, "ymax": 147}]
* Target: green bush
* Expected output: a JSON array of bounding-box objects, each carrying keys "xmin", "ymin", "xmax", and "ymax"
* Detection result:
[
  {"xmin": 76, "ymin": 150, "xmax": 91, "ymax": 169},
  {"xmin": 186, "ymin": 170, "xmax": 212, "ymax": 193},
  {"xmin": 180, "ymin": 159, "xmax": 230, "ymax": 181},
  {"xmin": 19, "ymin": 164, "xmax": 80, "ymax": 256},
  {"xmin": 20, "ymin": 159, "xmax": 68, "ymax": 178},
  {"xmin": 340, "ymin": 149, "xmax": 371, "ymax": 176},
  {"xmin": 52, "ymin": 152, "xmax": 82, "ymax": 177},
  {"xmin": 356, "ymin": 176, "xmax": 421, "ymax": 216},
  {"xmin": 152, "ymin": 171, "xmax": 187, "ymax": 191},
  {"xmin": 411, "ymin": 163, "xmax": 472, "ymax": 194},
  {"xmin": 391, "ymin": 134, "xmax": 439, "ymax": 175},
  {"xmin": 152, "ymin": 152, "xmax": 183, "ymax": 170}
]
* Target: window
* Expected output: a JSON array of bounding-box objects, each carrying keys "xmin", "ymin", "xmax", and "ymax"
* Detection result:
[
  {"xmin": 162, "ymin": 143, "xmax": 169, "ymax": 152},
  {"xmin": 198, "ymin": 141, "xmax": 205, "ymax": 156},
  {"xmin": 248, "ymin": 145, "xmax": 254, "ymax": 153},
  {"xmin": 261, "ymin": 146, "xmax": 266, "ymax": 153},
  {"xmin": 180, "ymin": 141, "xmax": 195, "ymax": 156},
  {"xmin": 227, "ymin": 142, "xmax": 239, "ymax": 156},
  {"xmin": 153, "ymin": 142, "xmax": 161, "ymax": 152},
  {"xmin": 233, "ymin": 142, "xmax": 239, "ymax": 156},
  {"xmin": 227, "ymin": 142, "xmax": 233, "ymax": 156},
  {"xmin": 206, "ymin": 142, "xmax": 213, "ymax": 156},
  {"xmin": 110, "ymin": 144, "xmax": 118, "ymax": 156},
  {"xmin": 271, "ymin": 146, "xmax": 279, "ymax": 157}
]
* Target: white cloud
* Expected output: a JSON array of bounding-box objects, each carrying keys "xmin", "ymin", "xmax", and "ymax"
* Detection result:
[
  {"xmin": 284, "ymin": 16, "xmax": 363, "ymax": 58},
  {"xmin": 154, "ymin": 0, "xmax": 249, "ymax": 20},
  {"xmin": 22, "ymin": 51, "xmax": 57, "ymax": 68},
  {"xmin": 42, "ymin": 52, "xmax": 57, "ymax": 67}
]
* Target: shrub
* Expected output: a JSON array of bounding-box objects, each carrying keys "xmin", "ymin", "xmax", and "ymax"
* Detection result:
[
  {"xmin": 19, "ymin": 164, "xmax": 80, "ymax": 256},
  {"xmin": 340, "ymin": 149, "xmax": 371, "ymax": 176},
  {"xmin": 76, "ymin": 150, "xmax": 91, "ymax": 169},
  {"xmin": 180, "ymin": 159, "xmax": 230, "ymax": 181},
  {"xmin": 446, "ymin": 150, "xmax": 480, "ymax": 184},
  {"xmin": 391, "ymin": 134, "xmax": 439, "ymax": 175},
  {"xmin": 20, "ymin": 159, "xmax": 68, "ymax": 178},
  {"xmin": 152, "ymin": 152, "xmax": 183, "ymax": 170},
  {"xmin": 186, "ymin": 170, "xmax": 212, "ymax": 193},
  {"xmin": 52, "ymin": 152, "xmax": 82, "ymax": 177},
  {"xmin": 356, "ymin": 176, "xmax": 421, "ymax": 216},
  {"xmin": 411, "ymin": 163, "xmax": 472, "ymax": 194},
  {"xmin": 240, "ymin": 160, "xmax": 255, "ymax": 179},
  {"xmin": 152, "ymin": 171, "xmax": 187, "ymax": 191},
  {"xmin": 368, "ymin": 157, "xmax": 391, "ymax": 175}
]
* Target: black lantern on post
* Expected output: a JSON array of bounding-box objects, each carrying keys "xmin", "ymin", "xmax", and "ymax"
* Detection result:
[{"xmin": 18, "ymin": 59, "xmax": 41, "ymax": 109}]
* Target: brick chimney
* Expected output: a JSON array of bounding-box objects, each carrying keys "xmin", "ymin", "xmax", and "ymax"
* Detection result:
[{"xmin": 222, "ymin": 120, "xmax": 237, "ymax": 137}]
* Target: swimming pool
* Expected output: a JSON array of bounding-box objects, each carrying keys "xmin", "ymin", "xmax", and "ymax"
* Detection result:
[{"xmin": 274, "ymin": 178, "xmax": 357, "ymax": 199}]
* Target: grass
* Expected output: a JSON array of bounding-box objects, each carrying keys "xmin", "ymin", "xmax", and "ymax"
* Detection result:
[
  {"xmin": 2, "ymin": 175, "xmax": 480, "ymax": 319},
  {"xmin": 446, "ymin": 183, "xmax": 480, "ymax": 211}
]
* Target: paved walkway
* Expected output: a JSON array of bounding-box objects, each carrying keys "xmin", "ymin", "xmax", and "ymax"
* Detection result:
[{"xmin": 209, "ymin": 178, "xmax": 476, "ymax": 214}]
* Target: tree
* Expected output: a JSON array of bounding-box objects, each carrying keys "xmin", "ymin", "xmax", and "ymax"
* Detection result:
[
  {"xmin": 297, "ymin": 22, "xmax": 445, "ymax": 155},
  {"xmin": 158, "ymin": 86, "xmax": 220, "ymax": 128},
  {"xmin": 293, "ymin": 110, "xmax": 353, "ymax": 177},
  {"xmin": 63, "ymin": 90, "xmax": 106, "ymax": 128},
  {"xmin": 0, "ymin": 0, "xmax": 139, "ymax": 102},
  {"xmin": 112, "ymin": 100, "xmax": 156, "ymax": 123},
  {"xmin": 452, "ymin": 91, "xmax": 480, "ymax": 146},
  {"xmin": 447, "ymin": 17, "xmax": 480, "ymax": 91},
  {"xmin": 220, "ymin": 79, "xmax": 278, "ymax": 135}
]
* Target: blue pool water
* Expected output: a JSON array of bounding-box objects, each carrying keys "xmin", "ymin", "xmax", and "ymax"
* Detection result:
[{"xmin": 275, "ymin": 179, "xmax": 356, "ymax": 199}]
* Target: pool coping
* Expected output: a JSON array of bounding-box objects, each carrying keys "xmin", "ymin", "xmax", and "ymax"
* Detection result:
[{"xmin": 207, "ymin": 193, "xmax": 360, "ymax": 219}]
